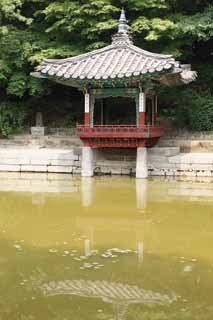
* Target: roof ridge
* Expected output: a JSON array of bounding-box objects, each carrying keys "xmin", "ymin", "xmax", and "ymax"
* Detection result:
[
  {"xmin": 43, "ymin": 44, "xmax": 116, "ymax": 65},
  {"xmin": 128, "ymin": 44, "xmax": 174, "ymax": 60},
  {"xmin": 42, "ymin": 42, "xmax": 174, "ymax": 67}
]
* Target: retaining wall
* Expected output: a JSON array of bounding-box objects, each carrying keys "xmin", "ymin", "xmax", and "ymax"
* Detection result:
[{"xmin": 0, "ymin": 147, "xmax": 213, "ymax": 177}]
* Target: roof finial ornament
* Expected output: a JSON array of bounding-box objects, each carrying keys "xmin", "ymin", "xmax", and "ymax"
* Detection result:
[
  {"xmin": 118, "ymin": 8, "xmax": 128, "ymax": 34},
  {"xmin": 112, "ymin": 9, "xmax": 133, "ymax": 45}
]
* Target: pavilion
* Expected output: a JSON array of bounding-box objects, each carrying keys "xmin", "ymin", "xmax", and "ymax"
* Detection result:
[{"xmin": 33, "ymin": 9, "xmax": 196, "ymax": 178}]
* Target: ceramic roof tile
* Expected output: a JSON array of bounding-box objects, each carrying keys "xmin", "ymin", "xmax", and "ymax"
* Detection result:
[
  {"xmin": 34, "ymin": 9, "xmax": 196, "ymax": 86},
  {"xmin": 38, "ymin": 42, "xmax": 178, "ymax": 82}
]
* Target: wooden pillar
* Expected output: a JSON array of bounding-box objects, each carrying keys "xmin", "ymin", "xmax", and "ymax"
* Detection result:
[
  {"xmin": 139, "ymin": 91, "xmax": 146, "ymax": 127},
  {"xmin": 154, "ymin": 95, "xmax": 158, "ymax": 124},
  {"xmin": 152, "ymin": 96, "xmax": 155, "ymax": 125},
  {"xmin": 101, "ymin": 99, "xmax": 104, "ymax": 125},
  {"xmin": 90, "ymin": 95, "xmax": 95, "ymax": 128},
  {"xmin": 84, "ymin": 93, "xmax": 90, "ymax": 126}
]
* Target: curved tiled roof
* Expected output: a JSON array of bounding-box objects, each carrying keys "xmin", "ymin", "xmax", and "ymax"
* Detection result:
[
  {"xmin": 33, "ymin": 9, "xmax": 196, "ymax": 86},
  {"xmin": 38, "ymin": 42, "xmax": 177, "ymax": 81}
]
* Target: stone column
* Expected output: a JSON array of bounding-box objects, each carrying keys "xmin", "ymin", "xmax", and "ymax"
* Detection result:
[
  {"xmin": 136, "ymin": 147, "xmax": 148, "ymax": 179},
  {"xmin": 81, "ymin": 176, "xmax": 93, "ymax": 206},
  {"xmin": 84, "ymin": 93, "xmax": 90, "ymax": 126},
  {"xmin": 136, "ymin": 179, "xmax": 147, "ymax": 209},
  {"xmin": 81, "ymin": 147, "xmax": 94, "ymax": 177},
  {"xmin": 84, "ymin": 239, "xmax": 91, "ymax": 257},
  {"xmin": 139, "ymin": 91, "xmax": 146, "ymax": 127},
  {"xmin": 137, "ymin": 242, "xmax": 144, "ymax": 264}
]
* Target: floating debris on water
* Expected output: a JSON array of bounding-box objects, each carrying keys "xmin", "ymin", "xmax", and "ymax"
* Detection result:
[
  {"xmin": 49, "ymin": 249, "xmax": 58, "ymax": 253},
  {"xmin": 14, "ymin": 244, "xmax": 22, "ymax": 251},
  {"xmin": 80, "ymin": 256, "xmax": 87, "ymax": 260},
  {"xmin": 91, "ymin": 250, "xmax": 99, "ymax": 255},
  {"xmin": 183, "ymin": 265, "xmax": 193, "ymax": 273},
  {"xmin": 79, "ymin": 261, "xmax": 105, "ymax": 271}
]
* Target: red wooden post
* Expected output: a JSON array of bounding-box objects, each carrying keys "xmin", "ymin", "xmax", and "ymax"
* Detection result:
[
  {"xmin": 152, "ymin": 96, "xmax": 155, "ymax": 125},
  {"xmin": 139, "ymin": 91, "xmax": 146, "ymax": 127},
  {"xmin": 84, "ymin": 93, "xmax": 90, "ymax": 126},
  {"xmin": 154, "ymin": 96, "xmax": 158, "ymax": 124}
]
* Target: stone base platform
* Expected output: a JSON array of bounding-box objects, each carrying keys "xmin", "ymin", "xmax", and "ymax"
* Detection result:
[{"xmin": 0, "ymin": 147, "xmax": 212, "ymax": 178}]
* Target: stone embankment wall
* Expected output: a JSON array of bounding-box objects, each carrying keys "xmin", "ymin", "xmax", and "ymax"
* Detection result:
[
  {"xmin": 0, "ymin": 149, "xmax": 82, "ymax": 174},
  {"xmin": 158, "ymin": 131, "xmax": 213, "ymax": 152},
  {"xmin": 94, "ymin": 148, "xmax": 213, "ymax": 177},
  {"xmin": 0, "ymin": 147, "xmax": 213, "ymax": 177}
]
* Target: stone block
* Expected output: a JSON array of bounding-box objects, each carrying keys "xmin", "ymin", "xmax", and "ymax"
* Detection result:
[
  {"xmin": 149, "ymin": 162, "xmax": 176, "ymax": 170},
  {"xmin": 185, "ymin": 171, "xmax": 198, "ymax": 177},
  {"xmin": 111, "ymin": 167, "xmax": 122, "ymax": 175},
  {"xmin": 0, "ymin": 165, "xmax": 20, "ymax": 172},
  {"xmin": 121, "ymin": 168, "xmax": 131, "ymax": 175},
  {"xmin": 31, "ymin": 127, "xmax": 48, "ymax": 137},
  {"xmin": 100, "ymin": 167, "xmax": 111, "ymax": 174},
  {"xmin": 151, "ymin": 168, "xmax": 166, "ymax": 176},
  {"xmin": 148, "ymin": 156, "xmax": 169, "ymax": 164},
  {"xmin": 0, "ymin": 158, "xmax": 30, "ymax": 165},
  {"xmin": 148, "ymin": 147, "xmax": 180, "ymax": 157},
  {"xmin": 50, "ymin": 159, "xmax": 74, "ymax": 166},
  {"xmin": 176, "ymin": 163, "xmax": 213, "ymax": 171},
  {"xmin": 196, "ymin": 170, "xmax": 212, "ymax": 177},
  {"xmin": 74, "ymin": 160, "xmax": 81, "ymax": 166},
  {"xmin": 164, "ymin": 169, "xmax": 175, "ymax": 176},
  {"xmin": 30, "ymin": 159, "xmax": 50, "ymax": 165},
  {"xmin": 47, "ymin": 166, "xmax": 73, "ymax": 173},
  {"xmin": 21, "ymin": 165, "xmax": 47, "ymax": 172},
  {"xmin": 57, "ymin": 152, "xmax": 77, "ymax": 160},
  {"xmin": 72, "ymin": 168, "xmax": 82, "ymax": 175}
]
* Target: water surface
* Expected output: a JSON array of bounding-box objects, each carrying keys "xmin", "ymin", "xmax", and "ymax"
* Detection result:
[{"xmin": 0, "ymin": 173, "xmax": 212, "ymax": 320}]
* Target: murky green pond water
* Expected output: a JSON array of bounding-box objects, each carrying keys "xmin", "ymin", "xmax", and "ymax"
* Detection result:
[{"xmin": 0, "ymin": 174, "xmax": 212, "ymax": 320}]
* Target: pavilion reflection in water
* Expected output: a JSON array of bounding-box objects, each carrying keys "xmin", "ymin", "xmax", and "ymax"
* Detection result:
[
  {"xmin": 39, "ymin": 279, "xmax": 177, "ymax": 320},
  {"xmin": 0, "ymin": 172, "xmax": 212, "ymax": 202}
]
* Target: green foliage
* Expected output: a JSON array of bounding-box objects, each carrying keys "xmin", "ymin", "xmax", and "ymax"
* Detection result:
[
  {"xmin": 0, "ymin": 102, "xmax": 27, "ymax": 137},
  {"xmin": 175, "ymin": 5, "xmax": 213, "ymax": 41},
  {"xmin": 131, "ymin": 17, "xmax": 176, "ymax": 41},
  {"xmin": 188, "ymin": 92, "xmax": 213, "ymax": 131},
  {"xmin": 7, "ymin": 72, "xmax": 28, "ymax": 97},
  {"xmin": 160, "ymin": 87, "xmax": 213, "ymax": 131},
  {"xmin": 65, "ymin": 112, "xmax": 82, "ymax": 128}
]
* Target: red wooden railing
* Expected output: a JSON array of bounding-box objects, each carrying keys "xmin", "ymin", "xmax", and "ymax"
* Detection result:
[{"xmin": 76, "ymin": 124, "xmax": 165, "ymax": 138}]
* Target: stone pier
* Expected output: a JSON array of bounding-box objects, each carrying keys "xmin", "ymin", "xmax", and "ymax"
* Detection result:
[
  {"xmin": 136, "ymin": 147, "xmax": 148, "ymax": 179},
  {"xmin": 81, "ymin": 147, "xmax": 94, "ymax": 177}
]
